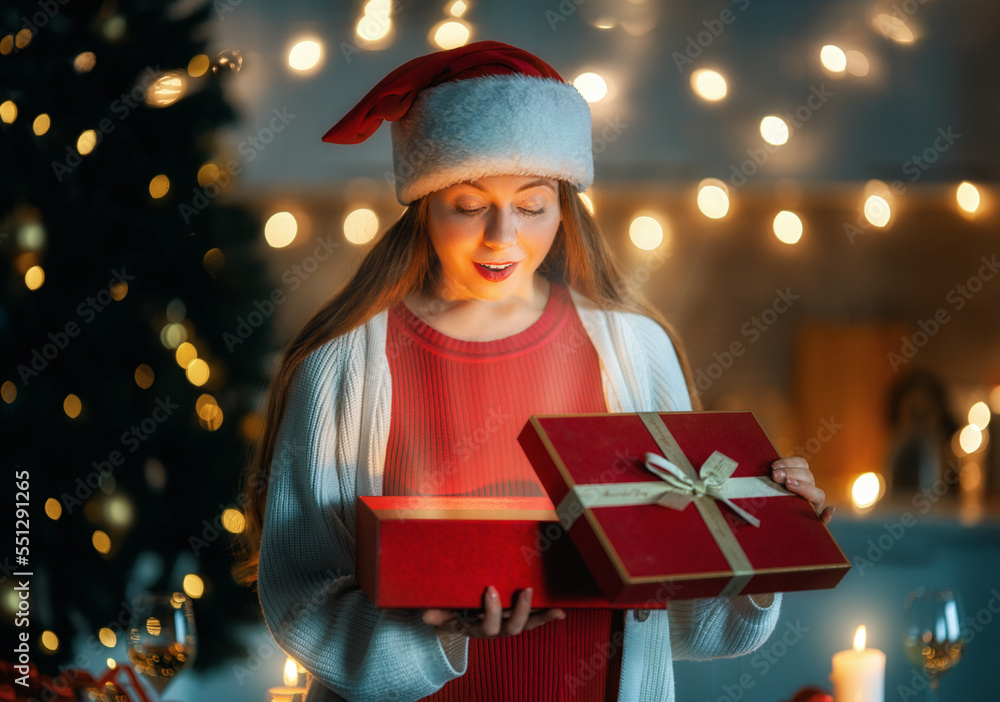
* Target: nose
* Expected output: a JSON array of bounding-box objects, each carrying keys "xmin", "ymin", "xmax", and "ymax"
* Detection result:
[{"xmin": 483, "ymin": 208, "xmax": 517, "ymax": 250}]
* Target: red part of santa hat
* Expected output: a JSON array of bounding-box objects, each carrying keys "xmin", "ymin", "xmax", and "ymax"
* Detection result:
[{"xmin": 323, "ymin": 41, "xmax": 593, "ymax": 205}]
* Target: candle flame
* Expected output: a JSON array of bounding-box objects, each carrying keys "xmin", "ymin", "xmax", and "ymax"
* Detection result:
[
  {"xmin": 853, "ymin": 625, "xmax": 866, "ymax": 653},
  {"xmin": 283, "ymin": 656, "xmax": 298, "ymax": 686}
]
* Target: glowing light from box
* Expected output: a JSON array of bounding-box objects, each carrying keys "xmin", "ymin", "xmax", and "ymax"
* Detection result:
[
  {"xmin": 691, "ymin": 69, "xmax": 727, "ymax": 101},
  {"xmin": 344, "ymin": 208, "xmax": 379, "ymax": 245},
  {"xmin": 697, "ymin": 179, "xmax": 730, "ymax": 219},
  {"xmin": 289, "ymin": 40, "xmax": 323, "ymax": 71},
  {"xmin": 773, "ymin": 210, "xmax": 803, "ymax": 244},
  {"xmin": 863, "ymin": 195, "xmax": 891, "ymax": 227},
  {"xmin": 851, "ymin": 472, "xmax": 881, "ymax": 509},
  {"xmin": 573, "ymin": 72, "xmax": 608, "ymax": 103},
  {"xmin": 958, "ymin": 424, "xmax": 983, "ymax": 454},
  {"xmin": 629, "ymin": 214, "xmax": 665, "ymax": 251},
  {"xmin": 431, "ymin": 20, "xmax": 470, "ymax": 49},
  {"xmin": 265, "ymin": 212, "xmax": 297, "ymax": 248},
  {"xmin": 760, "ymin": 116, "xmax": 789, "ymax": 145},
  {"xmin": 820, "ymin": 44, "xmax": 847, "ymax": 72},
  {"xmin": 956, "ymin": 182, "xmax": 980, "ymax": 213}
]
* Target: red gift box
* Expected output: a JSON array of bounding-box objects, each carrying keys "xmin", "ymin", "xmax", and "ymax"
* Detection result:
[
  {"xmin": 517, "ymin": 411, "xmax": 851, "ymax": 603},
  {"xmin": 356, "ymin": 495, "xmax": 672, "ymax": 610}
]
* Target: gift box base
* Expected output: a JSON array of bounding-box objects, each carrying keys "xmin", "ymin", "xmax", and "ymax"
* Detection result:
[{"xmin": 356, "ymin": 496, "xmax": 673, "ymax": 610}]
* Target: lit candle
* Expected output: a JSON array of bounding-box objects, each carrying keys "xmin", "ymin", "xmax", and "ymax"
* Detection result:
[
  {"xmin": 267, "ymin": 686, "xmax": 306, "ymax": 702},
  {"xmin": 830, "ymin": 625, "xmax": 886, "ymax": 702}
]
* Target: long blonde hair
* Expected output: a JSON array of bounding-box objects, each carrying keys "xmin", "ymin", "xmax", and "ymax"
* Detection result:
[{"xmin": 235, "ymin": 181, "xmax": 700, "ymax": 584}]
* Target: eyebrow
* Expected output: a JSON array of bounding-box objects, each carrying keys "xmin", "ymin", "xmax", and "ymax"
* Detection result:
[{"xmin": 464, "ymin": 178, "xmax": 557, "ymax": 194}]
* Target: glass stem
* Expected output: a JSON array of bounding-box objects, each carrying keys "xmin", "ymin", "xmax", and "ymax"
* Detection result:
[{"xmin": 927, "ymin": 677, "xmax": 940, "ymax": 702}]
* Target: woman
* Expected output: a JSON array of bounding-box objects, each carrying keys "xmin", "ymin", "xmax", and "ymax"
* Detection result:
[{"xmin": 240, "ymin": 41, "xmax": 833, "ymax": 702}]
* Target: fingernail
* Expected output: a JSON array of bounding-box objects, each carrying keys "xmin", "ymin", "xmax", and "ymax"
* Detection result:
[
  {"xmin": 788, "ymin": 478, "xmax": 799, "ymax": 487},
  {"xmin": 773, "ymin": 462, "xmax": 786, "ymax": 469},
  {"xmin": 488, "ymin": 587, "xmax": 498, "ymax": 600},
  {"xmin": 774, "ymin": 469, "xmax": 785, "ymax": 480},
  {"xmin": 524, "ymin": 587, "xmax": 533, "ymax": 599}
]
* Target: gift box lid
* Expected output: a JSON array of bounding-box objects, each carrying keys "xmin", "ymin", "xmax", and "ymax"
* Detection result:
[{"xmin": 518, "ymin": 410, "xmax": 851, "ymax": 600}]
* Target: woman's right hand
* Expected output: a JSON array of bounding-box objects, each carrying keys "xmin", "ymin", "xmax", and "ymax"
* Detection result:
[{"xmin": 422, "ymin": 586, "xmax": 566, "ymax": 638}]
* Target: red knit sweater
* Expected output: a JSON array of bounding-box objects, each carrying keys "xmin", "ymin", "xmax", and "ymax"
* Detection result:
[{"xmin": 383, "ymin": 282, "xmax": 622, "ymax": 701}]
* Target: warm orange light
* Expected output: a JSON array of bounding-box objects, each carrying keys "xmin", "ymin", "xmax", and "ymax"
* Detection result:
[{"xmin": 853, "ymin": 625, "xmax": 866, "ymax": 653}]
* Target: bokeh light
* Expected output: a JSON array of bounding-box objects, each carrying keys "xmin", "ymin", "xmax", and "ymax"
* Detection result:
[
  {"xmin": 773, "ymin": 211, "xmax": 803, "ymax": 244},
  {"xmin": 63, "ymin": 394, "xmax": 82, "ymax": 419},
  {"xmin": 760, "ymin": 116, "xmax": 789, "ymax": 145},
  {"xmin": 968, "ymin": 401, "xmax": 990, "ymax": 430},
  {"xmin": 958, "ymin": 424, "xmax": 983, "ymax": 454},
  {"xmin": 149, "ymin": 174, "xmax": 170, "ymax": 199},
  {"xmin": 864, "ymin": 195, "xmax": 891, "ymax": 227},
  {"xmin": 431, "ymin": 20, "xmax": 471, "ymax": 49},
  {"xmin": 697, "ymin": 179, "xmax": 730, "ymax": 219},
  {"xmin": 851, "ymin": 472, "xmax": 882, "ymax": 509},
  {"xmin": 289, "ymin": 40, "xmax": 323, "ymax": 71},
  {"xmin": 820, "ymin": 44, "xmax": 847, "ymax": 72},
  {"xmin": 691, "ymin": 69, "xmax": 727, "ymax": 101},
  {"xmin": 629, "ymin": 214, "xmax": 666, "ymax": 251},
  {"xmin": 956, "ymin": 181, "xmax": 980, "ymax": 213},
  {"xmin": 573, "ymin": 72, "xmax": 608, "ymax": 103},
  {"xmin": 32, "ymin": 113, "xmax": 50, "ymax": 136},
  {"xmin": 183, "ymin": 574, "xmax": 205, "ymax": 598},
  {"xmin": 265, "ymin": 212, "xmax": 297, "ymax": 248},
  {"xmin": 344, "ymin": 208, "xmax": 379, "ymax": 245}
]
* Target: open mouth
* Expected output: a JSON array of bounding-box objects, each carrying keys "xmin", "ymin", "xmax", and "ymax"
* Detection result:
[{"xmin": 474, "ymin": 261, "xmax": 519, "ymax": 281}]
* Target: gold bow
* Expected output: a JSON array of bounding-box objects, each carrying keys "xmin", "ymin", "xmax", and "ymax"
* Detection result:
[{"xmin": 644, "ymin": 450, "xmax": 763, "ymax": 527}]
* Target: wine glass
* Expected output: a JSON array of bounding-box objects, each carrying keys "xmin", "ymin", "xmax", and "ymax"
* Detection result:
[
  {"xmin": 902, "ymin": 588, "xmax": 966, "ymax": 701},
  {"xmin": 127, "ymin": 592, "xmax": 198, "ymax": 699}
]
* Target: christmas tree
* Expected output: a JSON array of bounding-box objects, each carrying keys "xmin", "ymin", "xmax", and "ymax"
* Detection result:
[{"xmin": 1, "ymin": 0, "xmax": 273, "ymax": 675}]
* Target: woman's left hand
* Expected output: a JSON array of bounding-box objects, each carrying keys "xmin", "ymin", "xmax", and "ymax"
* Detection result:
[{"xmin": 771, "ymin": 457, "xmax": 835, "ymax": 524}]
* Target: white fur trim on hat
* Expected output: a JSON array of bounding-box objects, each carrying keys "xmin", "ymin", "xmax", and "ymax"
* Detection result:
[{"xmin": 389, "ymin": 74, "xmax": 593, "ymax": 205}]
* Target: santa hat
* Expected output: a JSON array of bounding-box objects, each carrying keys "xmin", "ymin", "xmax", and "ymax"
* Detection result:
[{"xmin": 323, "ymin": 41, "xmax": 593, "ymax": 205}]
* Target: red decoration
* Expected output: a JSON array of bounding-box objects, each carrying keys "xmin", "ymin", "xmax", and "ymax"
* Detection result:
[
  {"xmin": 517, "ymin": 411, "xmax": 852, "ymax": 603},
  {"xmin": 0, "ymin": 661, "xmax": 152, "ymax": 702},
  {"xmin": 322, "ymin": 40, "xmax": 564, "ymax": 144}
]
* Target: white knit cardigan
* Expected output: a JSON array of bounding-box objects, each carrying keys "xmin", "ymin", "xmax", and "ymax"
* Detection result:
[{"xmin": 258, "ymin": 288, "xmax": 782, "ymax": 702}]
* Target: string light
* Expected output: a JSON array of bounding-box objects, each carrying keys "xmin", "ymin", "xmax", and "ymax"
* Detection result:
[
  {"xmin": 773, "ymin": 211, "xmax": 803, "ymax": 244},
  {"xmin": 697, "ymin": 179, "xmax": 730, "ymax": 219},
  {"xmin": 691, "ymin": 69, "xmax": 727, "ymax": 101},
  {"xmin": 820, "ymin": 45, "xmax": 847, "ymax": 73},
  {"xmin": 629, "ymin": 214, "xmax": 667, "ymax": 250},
  {"xmin": 573, "ymin": 72, "xmax": 608, "ymax": 103},
  {"xmin": 431, "ymin": 20, "xmax": 471, "ymax": 49},
  {"xmin": 956, "ymin": 182, "xmax": 980, "ymax": 213},
  {"xmin": 265, "ymin": 212, "xmax": 297, "ymax": 248},
  {"xmin": 288, "ymin": 40, "xmax": 323, "ymax": 72},
  {"xmin": 343, "ymin": 208, "xmax": 379, "ymax": 245},
  {"xmin": 760, "ymin": 116, "xmax": 789, "ymax": 146}
]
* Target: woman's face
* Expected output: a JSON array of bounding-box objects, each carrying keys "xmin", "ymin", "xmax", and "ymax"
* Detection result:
[{"xmin": 425, "ymin": 175, "xmax": 561, "ymax": 302}]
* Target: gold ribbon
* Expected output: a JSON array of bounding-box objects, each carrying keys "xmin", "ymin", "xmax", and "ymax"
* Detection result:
[{"xmin": 554, "ymin": 412, "xmax": 792, "ymax": 597}]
